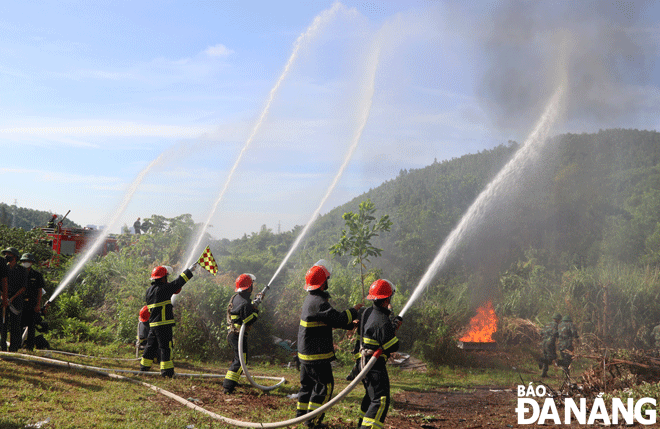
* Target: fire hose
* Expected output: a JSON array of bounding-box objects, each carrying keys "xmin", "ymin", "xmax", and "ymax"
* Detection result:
[
  {"xmin": 236, "ymin": 283, "xmax": 287, "ymax": 392},
  {"xmin": 0, "ymin": 349, "xmax": 382, "ymax": 428}
]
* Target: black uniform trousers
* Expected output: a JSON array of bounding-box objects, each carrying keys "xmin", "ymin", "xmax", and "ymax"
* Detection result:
[
  {"xmin": 141, "ymin": 324, "xmax": 174, "ymax": 376},
  {"xmin": 1, "ymin": 304, "xmax": 23, "ymax": 352},
  {"xmin": 21, "ymin": 308, "xmax": 38, "ymax": 351},
  {"xmin": 360, "ymin": 360, "xmax": 391, "ymax": 429},
  {"xmin": 296, "ymin": 361, "xmax": 334, "ymax": 427},
  {"xmin": 223, "ymin": 331, "xmax": 247, "ymax": 391}
]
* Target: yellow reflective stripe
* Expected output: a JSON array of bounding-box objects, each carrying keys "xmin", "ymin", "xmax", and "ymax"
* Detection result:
[
  {"xmin": 147, "ymin": 300, "xmax": 171, "ymax": 309},
  {"xmin": 230, "ymin": 315, "xmax": 240, "ymax": 320},
  {"xmin": 149, "ymin": 319, "xmax": 174, "ymax": 327},
  {"xmin": 300, "ymin": 320, "xmax": 327, "ymax": 328},
  {"xmin": 362, "ymin": 336, "xmax": 379, "ymax": 346},
  {"xmin": 308, "ymin": 401, "xmax": 323, "ymax": 411},
  {"xmin": 140, "ymin": 358, "xmax": 153, "ymax": 368},
  {"xmin": 297, "ymin": 351, "xmax": 334, "ymax": 361},
  {"xmin": 383, "ymin": 336, "xmax": 399, "ymax": 350},
  {"xmin": 180, "ymin": 272, "xmax": 189, "ymax": 282},
  {"xmin": 354, "ymin": 352, "xmax": 362, "ymax": 360},
  {"xmin": 374, "ymin": 395, "xmax": 387, "ymax": 425},
  {"xmin": 147, "ymin": 300, "xmax": 171, "ymax": 324},
  {"xmin": 243, "ymin": 312, "xmax": 258, "ymax": 324},
  {"xmin": 225, "ymin": 370, "xmax": 241, "ymax": 382},
  {"xmin": 160, "ymin": 360, "xmax": 174, "ymax": 370},
  {"xmin": 296, "ymin": 402, "xmax": 308, "ymax": 411},
  {"xmin": 362, "ymin": 417, "xmax": 384, "ymax": 428},
  {"xmin": 345, "ymin": 309, "xmax": 352, "ymax": 321}
]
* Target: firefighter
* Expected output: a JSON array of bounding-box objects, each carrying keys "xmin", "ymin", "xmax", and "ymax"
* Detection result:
[
  {"xmin": 1, "ymin": 247, "xmax": 27, "ymax": 352},
  {"xmin": 539, "ymin": 313, "xmax": 561, "ymax": 378},
  {"xmin": 47, "ymin": 214, "xmax": 57, "ymax": 229},
  {"xmin": 19, "ymin": 253, "xmax": 44, "ymax": 351},
  {"xmin": 139, "ymin": 263, "xmax": 195, "ymax": 377},
  {"xmin": 356, "ymin": 279, "xmax": 401, "ymax": 429},
  {"xmin": 295, "ymin": 260, "xmax": 362, "ymax": 428},
  {"xmin": 222, "ymin": 273, "xmax": 261, "ymax": 394},
  {"xmin": 347, "ymin": 284, "xmax": 398, "ymax": 382},
  {"xmin": 133, "ymin": 217, "xmax": 141, "ymax": 235},
  {"xmin": 135, "ymin": 305, "xmax": 151, "ymax": 358}
]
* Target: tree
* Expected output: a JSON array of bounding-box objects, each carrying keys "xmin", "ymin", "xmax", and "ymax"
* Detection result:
[{"xmin": 329, "ymin": 199, "xmax": 392, "ymax": 299}]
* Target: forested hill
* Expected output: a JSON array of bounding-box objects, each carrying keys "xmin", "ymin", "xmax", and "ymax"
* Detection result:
[
  {"xmin": 0, "ymin": 203, "xmax": 81, "ymax": 230},
  {"xmin": 297, "ymin": 128, "xmax": 660, "ymax": 290}
]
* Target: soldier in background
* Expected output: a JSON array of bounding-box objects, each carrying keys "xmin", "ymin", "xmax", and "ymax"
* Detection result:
[
  {"xmin": 557, "ymin": 315, "xmax": 579, "ymax": 377},
  {"xmin": 20, "ymin": 253, "xmax": 44, "ymax": 351},
  {"xmin": 651, "ymin": 322, "xmax": 660, "ymax": 354},
  {"xmin": 539, "ymin": 313, "xmax": 561, "ymax": 378}
]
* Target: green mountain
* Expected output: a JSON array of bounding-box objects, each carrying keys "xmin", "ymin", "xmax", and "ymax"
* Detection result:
[
  {"xmin": 0, "ymin": 203, "xmax": 81, "ymax": 230},
  {"xmin": 300, "ymin": 129, "xmax": 660, "ymax": 288}
]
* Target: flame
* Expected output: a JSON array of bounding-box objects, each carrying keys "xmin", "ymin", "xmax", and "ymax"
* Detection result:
[{"xmin": 459, "ymin": 301, "xmax": 498, "ymax": 342}]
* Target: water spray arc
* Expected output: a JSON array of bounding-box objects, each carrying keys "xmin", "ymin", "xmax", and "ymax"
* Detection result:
[
  {"xmin": 398, "ymin": 84, "xmax": 566, "ymax": 318},
  {"xmin": 183, "ymin": 2, "xmax": 345, "ymax": 269},
  {"xmin": 260, "ymin": 43, "xmax": 383, "ymax": 298},
  {"xmin": 238, "ymin": 32, "xmax": 383, "ymax": 393},
  {"xmin": 48, "ymin": 152, "xmax": 168, "ymax": 304}
]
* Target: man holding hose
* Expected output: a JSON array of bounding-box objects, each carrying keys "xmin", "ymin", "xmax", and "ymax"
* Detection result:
[
  {"xmin": 296, "ymin": 260, "xmax": 362, "ymax": 429},
  {"xmin": 357, "ymin": 279, "xmax": 401, "ymax": 429}
]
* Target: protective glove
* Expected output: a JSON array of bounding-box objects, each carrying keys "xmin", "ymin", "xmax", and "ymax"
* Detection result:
[{"xmin": 393, "ymin": 315, "xmax": 403, "ymax": 330}]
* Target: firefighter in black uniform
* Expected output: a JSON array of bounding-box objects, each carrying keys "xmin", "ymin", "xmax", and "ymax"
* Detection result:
[
  {"xmin": 140, "ymin": 264, "xmax": 195, "ymax": 377},
  {"xmin": 222, "ymin": 273, "xmax": 261, "ymax": 394},
  {"xmin": 296, "ymin": 260, "xmax": 362, "ymax": 428},
  {"xmin": 347, "ymin": 283, "xmax": 398, "ymax": 382},
  {"xmin": 357, "ymin": 279, "xmax": 401, "ymax": 429},
  {"xmin": 20, "ymin": 253, "xmax": 44, "ymax": 351},
  {"xmin": 1, "ymin": 247, "xmax": 27, "ymax": 352}
]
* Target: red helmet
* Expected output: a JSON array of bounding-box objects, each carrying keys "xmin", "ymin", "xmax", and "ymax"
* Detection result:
[
  {"xmin": 304, "ymin": 264, "xmax": 330, "ymax": 291},
  {"xmin": 139, "ymin": 305, "xmax": 151, "ymax": 323},
  {"xmin": 235, "ymin": 273, "xmax": 256, "ymax": 292},
  {"xmin": 366, "ymin": 279, "xmax": 395, "ymax": 300},
  {"xmin": 150, "ymin": 266, "xmax": 168, "ymax": 280}
]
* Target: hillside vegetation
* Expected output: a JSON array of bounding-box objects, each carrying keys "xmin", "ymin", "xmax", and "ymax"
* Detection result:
[{"xmin": 4, "ymin": 128, "xmax": 660, "ymax": 366}]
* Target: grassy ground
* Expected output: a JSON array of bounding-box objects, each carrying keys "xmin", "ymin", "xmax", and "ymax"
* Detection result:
[{"xmin": 0, "ymin": 341, "xmax": 588, "ymax": 429}]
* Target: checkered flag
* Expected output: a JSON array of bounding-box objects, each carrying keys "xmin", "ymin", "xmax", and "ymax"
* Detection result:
[{"xmin": 197, "ymin": 246, "xmax": 219, "ymax": 276}]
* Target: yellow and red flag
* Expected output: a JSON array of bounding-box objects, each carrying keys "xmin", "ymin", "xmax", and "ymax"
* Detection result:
[{"xmin": 197, "ymin": 245, "xmax": 219, "ymax": 276}]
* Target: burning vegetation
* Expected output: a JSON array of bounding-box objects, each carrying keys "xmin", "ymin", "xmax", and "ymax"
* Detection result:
[{"xmin": 457, "ymin": 301, "xmax": 499, "ymax": 350}]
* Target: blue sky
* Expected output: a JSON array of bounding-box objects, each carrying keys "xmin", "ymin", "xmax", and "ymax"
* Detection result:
[{"xmin": 2, "ymin": 1, "xmax": 659, "ymax": 239}]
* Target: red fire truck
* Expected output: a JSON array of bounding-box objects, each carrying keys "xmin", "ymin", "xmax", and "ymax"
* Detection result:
[{"xmin": 39, "ymin": 211, "xmax": 118, "ymax": 266}]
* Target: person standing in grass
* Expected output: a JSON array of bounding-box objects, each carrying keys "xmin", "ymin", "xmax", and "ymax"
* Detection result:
[
  {"xmin": 557, "ymin": 314, "xmax": 579, "ymax": 377},
  {"xmin": 356, "ymin": 279, "xmax": 401, "ymax": 429},
  {"xmin": 222, "ymin": 273, "xmax": 261, "ymax": 394},
  {"xmin": 1, "ymin": 247, "xmax": 27, "ymax": 352},
  {"xmin": 140, "ymin": 264, "xmax": 195, "ymax": 377},
  {"xmin": 295, "ymin": 260, "xmax": 362, "ymax": 429},
  {"xmin": 539, "ymin": 312, "xmax": 561, "ymax": 378},
  {"xmin": 19, "ymin": 253, "xmax": 44, "ymax": 351}
]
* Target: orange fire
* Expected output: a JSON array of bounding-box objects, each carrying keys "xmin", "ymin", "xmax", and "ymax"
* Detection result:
[{"xmin": 459, "ymin": 301, "xmax": 498, "ymax": 342}]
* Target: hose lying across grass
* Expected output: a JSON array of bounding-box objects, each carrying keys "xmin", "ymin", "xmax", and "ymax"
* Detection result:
[{"xmin": 0, "ymin": 349, "xmax": 380, "ymax": 428}]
